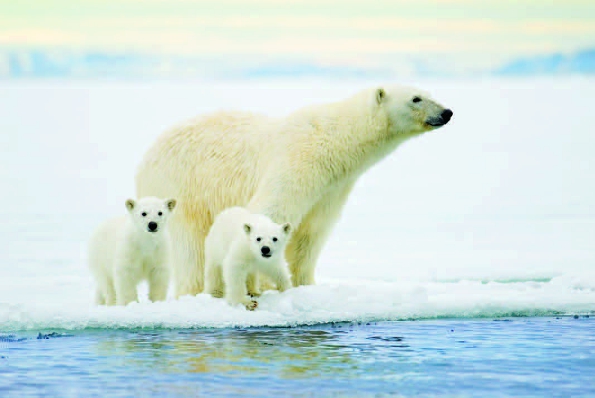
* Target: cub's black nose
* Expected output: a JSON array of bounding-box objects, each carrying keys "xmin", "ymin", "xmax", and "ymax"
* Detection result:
[
  {"xmin": 148, "ymin": 222, "xmax": 158, "ymax": 231},
  {"xmin": 261, "ymin": 246, "xmax": 271, "ymax": 255},
  {"xmin": 441, "ymin": 109, "xmax": 453, "ymax": 123}
]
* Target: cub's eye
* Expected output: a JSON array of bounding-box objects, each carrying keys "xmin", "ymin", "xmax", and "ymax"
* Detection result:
[
  {"xmin": 256, "ymin": 237, "xmax": 261, "ymax": 242},
  {"xmin": 158, "ymin": 211, "xmax": 163, "ymax": 216},
  {"xmin": 412, "ymin": 96, "xmax": 422, "ymax": 103},
  {"xmin": 141, "ymin": 212, "xmax": 147, "ymax": 217},
  {"xmin": 272, "ymin": 237, "xmax": 278, "ymax": 242}
]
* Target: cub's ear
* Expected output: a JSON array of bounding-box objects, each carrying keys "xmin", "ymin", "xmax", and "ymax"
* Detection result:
[
  {"xmin": 375, "ymin": 88, "xmax": 386, "ymax": 105},
  {"xmin": 282, "ymin": 223, "xmax": 292, "ymax": 234},
  {"xmin": 243, "ymin": 223, "xmax": 252, "ymax": 234},
  {"xmin": 165, "ymin": 198, "xmax": 177, "ymax": 211},
  {"xmin": 125, "ymin": 199, "xmax": 136, "ymax": 212}
]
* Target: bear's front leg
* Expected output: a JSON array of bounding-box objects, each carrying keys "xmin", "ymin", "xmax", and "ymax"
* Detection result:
[
  {"xmin": 204, "ymin": 257, "xmax": 225, "ymax": 298},
  {"xmin": 223, "ymin": 260, "xmax": 258, "ymax": 311},
  {"xmin": 284, "ymin": 182, "xmax": 354, "ymax": 287},
  {"xmin": 249, "ymin": 168, "xmax": 355, "ymax": 288},
  {"xmin": 246, "ymin": 272, "xmax": 261, "ymax": 297},
  {"xmin": 114, "ymin": 261, "xmax": 141, "ymax": 306},
  {"xmin": 285, "ymin": 232, "xmax": 318, "ymax": 286},
  {"xmin": 263, "ymin": 264, "xmax": 292, "ymax": 293},
  {"xmin": 94, "ymin": 289, "xmax": 106, "ymax": 305},
  {"xmin": 104, "ymin": 279, "xmax": 117, "ymax": 306},
  {"xmin": 148, "ymin": 265, "xmax": 169, "ymax": 302}
]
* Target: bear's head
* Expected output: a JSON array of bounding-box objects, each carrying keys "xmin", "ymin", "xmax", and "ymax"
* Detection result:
[
  {"xmin": 243, "ymin": 216, "xmax": 291, "ymax": 260},
  {"xmin": 374, "ymin": 85, "xmax": 453, "ymax": 136},
  {"xmin": 125, "ymin": 197, "xmax": 177, "ymax": 234}
]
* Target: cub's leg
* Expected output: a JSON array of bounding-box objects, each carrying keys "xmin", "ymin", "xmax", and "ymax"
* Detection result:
[
  {"xmin": 223, "ymin": 258, "xmax": 258, "ymax": 311},
  {"xmin": 148, "ymin": 265, "xmax": 169, "ymax": 302},
  {"xmin": 246, "ymin": 272, "xmax": 261, "ymax": 297},
  {"xmin": 114, "ymin": 255, "xmax": 141, "ymax": 306},
  {"xmin": 94, "ymin": 288, "xmax": 106, "ymax": 305},
  {"xmin": 204, "ymin": 257, "xmax": 225, "ymax": 298},
  {"xmin": 104, "ymin": 278, "xmax": 117, "ymax": 306},
  {"xmin": 263, "ymin": 263, "xmax": 292, "ymax": 293}
]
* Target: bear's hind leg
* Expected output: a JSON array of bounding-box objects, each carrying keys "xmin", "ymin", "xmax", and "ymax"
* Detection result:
[{"xmin": 169, "ymin": 219, "xmax": 206, "ymax": 298}]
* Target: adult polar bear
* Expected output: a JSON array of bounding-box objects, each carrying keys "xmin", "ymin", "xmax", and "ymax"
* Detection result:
[{"xmin": 136, "ymin": 85, "xmax": 453, "ymax": 297}]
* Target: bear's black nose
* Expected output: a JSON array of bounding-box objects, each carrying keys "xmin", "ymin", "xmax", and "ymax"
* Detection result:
[
  {"xmin": 148, "ymin": 222, "xmax": 158, "ymax": 231},
  {"xmin": 441, "ymin": 109, "xmax": 453, "ymax": 123},
  {"xmin": 261, "ymin": 246, "xmax": 271, "ymax": 255}
]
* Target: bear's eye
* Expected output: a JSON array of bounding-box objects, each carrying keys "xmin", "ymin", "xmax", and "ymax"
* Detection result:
[
  {"xmin": 158, "ymin": 211, "xmax": 163, "ymax": 216},
  {"xmin": 141, "ymin": 212, "xmax": 147, "ymax": 217},
  {"xmin": 412, "ymin": 96, "xmax": 422, "ymax": 103},
  {"xmin": 256, "ymin": 237, "xmax": 261, "ymax": 242},
  {"xmin": 272, "ymin": 237, "xmax": 278, "ymax": 242}
]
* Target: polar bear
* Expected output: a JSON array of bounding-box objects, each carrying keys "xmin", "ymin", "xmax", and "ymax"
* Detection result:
[
  {"xmin": 203, "ymin": 206, "xmax": 292, "ymax": 310},
  {"xmin": 88, "ymin": 197, "xmax": 177, "ymax": 306},
  {"xmin": 136, "ymin": 85, "xmax": 453, "ymax": 297}
]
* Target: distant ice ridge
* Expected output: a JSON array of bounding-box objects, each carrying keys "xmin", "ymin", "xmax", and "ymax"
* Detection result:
[
  {"xmin": 2, "ymin": 48, "xmax": 595, "ymax": 79},
  {"xmin": 1, "ymin": 275, "xmax": 594, "ymax": 332}
]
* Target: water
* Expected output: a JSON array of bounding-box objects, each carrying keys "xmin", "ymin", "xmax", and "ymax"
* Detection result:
[
  {"xmin": 1, "ymin": 318, "xmax": 594, "ymax": 397},
  {"xmin": 1, "ymin": 77, "xmax": 594, "ymax": 395}
]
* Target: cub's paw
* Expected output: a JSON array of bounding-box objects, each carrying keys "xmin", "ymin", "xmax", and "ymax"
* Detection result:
[
  {"xmin": 245, "ymin": 300, "xmax": 258, "ymax": 311},
  {"xmin": 208, "ymin": 289, "xmax": 224, "ymax": 298}
]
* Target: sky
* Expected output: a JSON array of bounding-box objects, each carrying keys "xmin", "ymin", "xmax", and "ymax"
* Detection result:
[{"xmin": 0, "ymin": 0, "xmax": 594, "ymax": 73}]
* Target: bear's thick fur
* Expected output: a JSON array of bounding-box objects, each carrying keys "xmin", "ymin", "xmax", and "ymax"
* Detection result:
[
  {"xmin": 135, "ymin": 85, "xmax": 453, "ymax": 297},
  {"xmin": 203, "ymin": 206, "xmax": 292, "ymax": 310},
  {"xmin": 88, "ymin": 197, "xmax": 176, "ymax": 305}
]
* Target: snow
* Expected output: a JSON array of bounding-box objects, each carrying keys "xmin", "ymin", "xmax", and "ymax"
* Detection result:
[{"xmin": 0, "ymin": 76, "xmax": 594, "ymax": 331}]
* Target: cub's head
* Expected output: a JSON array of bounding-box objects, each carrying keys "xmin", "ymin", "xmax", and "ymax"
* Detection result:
[
  {"xmin": 374, "ymin": 85, "xmax": 453, "ymax": 136},
  {"xmin": 243, "ymin": 216, "xmax": 291, "ymax": 260},
  {"xmin": 125, "ymin": 197, "xmax": 177, "ymax": 234}
]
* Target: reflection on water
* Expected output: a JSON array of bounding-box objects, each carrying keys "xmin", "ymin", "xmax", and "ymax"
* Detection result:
[
  {"xmin": 2, "ymin": 318, "xmax": 595, "ymax": 397},
  {"xmin": 96, "ymin": 327, "xmax": 377, "ymax": 378}
]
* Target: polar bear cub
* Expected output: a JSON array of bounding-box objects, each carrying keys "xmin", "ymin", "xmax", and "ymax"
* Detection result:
[
  {"xmin": 88, "ymin": 197, "xmax": 176, "ymax": 306},
  {"xmin": 204, "ymin": 206, "xmax": 292, "ymax": 310}
]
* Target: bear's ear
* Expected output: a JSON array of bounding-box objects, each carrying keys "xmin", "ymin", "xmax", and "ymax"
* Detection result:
[
  {"xmin": 243, "ymin": 223, "xmax": 252, "ymax": 235},
  {"xmin": 166, "ymin": 198, "xmax": 177, "ymax": 211},
  {"xmin": 282, "ymin": 223, "xmax": 291, "ymax": 234},
  {"xmin": 125, "ymin": 199, "xmax": 136, "ymax": 212},
  {"xmin": 375, "ymin": 88, "xmax": 386, "ymax": 105}
]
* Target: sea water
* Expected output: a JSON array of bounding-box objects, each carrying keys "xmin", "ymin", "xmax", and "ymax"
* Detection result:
[
  {"xmin": 1, "ymin": 318, "xmax": 594, "ymax": 397},
  {"xmin": 0, "ymin": 77, "xmax": 594, "ymax": 396}
]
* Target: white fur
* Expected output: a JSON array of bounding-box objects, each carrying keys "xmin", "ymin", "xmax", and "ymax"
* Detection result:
[
  {"xmin": 135, "ymin": 85, "xmax": 452, "ymax": 297},
  {"xmin": 88, "ymin": 197, "xmax": 176, "ymax": 306},
  {"xmin": 204, "ymin": 207, "xmax": 292, "ymax": 310}
]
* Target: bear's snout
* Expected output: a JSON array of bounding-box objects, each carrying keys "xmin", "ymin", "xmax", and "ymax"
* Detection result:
[
  {"xmin": 148, "ymin": 221, "xmax": 158, "ymax": 232},
  {"xmin": 441, "ymin": 109, "xmax": 453, "ymax": 124},
  {"xmin": 425, "ymin": 108, "xmax": 454, "ymax": 127},
  {"xmin": 261, "ymin": 246, "xmax": 271, "ymax": 257}
]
